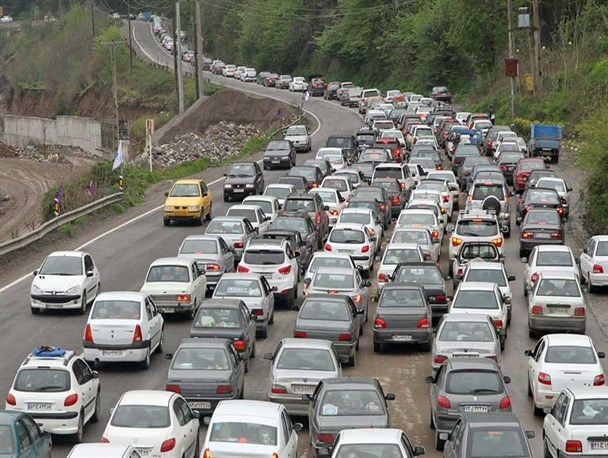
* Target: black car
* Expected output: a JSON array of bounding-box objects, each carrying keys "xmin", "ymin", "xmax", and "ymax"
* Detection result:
[
  {"xmin": 190, "ymin": 298, "xmax": 256, "ymax": 372},
  {"xmin": 516, "ymin": 187, "xmax": 564, "ymax": 224},
  {"xmin": 271, "ymin": 212, "xmax": 319, "ymax": 253},
  {"xmin": 288, "ymin": 166, "xmax": 324, "ymax": 190},
  {"xmin": 259, "ymin": 228, "xmax": 314, "ymax": 273},
  {"xmin": 457, "ymin": 155, "xmax": 490, "ymax": 190},
  {"xmin": 496, "ymin": 151, "xmax": 525, "ymax": 185},
  {"xmin": 519, "ymin": 209, "xmax": 564, "ymax": 258},
  {"xmin": 223, "ymin": 162, "xmax": 265, "ymax": 201},
  {"xmin": 324, "ymin": 81, "xmax": 340, "ymax": 100},
  {"xmin": 309, "ymin": 77, "xmax": 326, "ymax": 96},
  {"xmin": 263, "ymin": 140, "xmax": 296, "ymax": 170},
  {"xmin": 371, "ymin": 178, "xmax": 407, "ymax": 216},
  {"xmin": 351, "ymin": 186, "xmax": 391, "ymax": 229},
  {"xmin": 283, "ymin": 193, "xmax": 329, "ymax": 246},
  {"xmin": 326, "ymin": 134, "xmax": 359, "ymax": 161},
  {"xmin": 303, "ymin": 159, "xmax": 335, "ymax": 179},
  {"xmin": 278, "ymin": 175, "xmax": 308, "ymax": 193},
  {"xmin": 355, "ymin": 127, "xmax": 377, "ymax": 149},
  {"xmin": 430, "ymin": 86, "xmax": 452, "ymax": 103},
  {"xmin": 263, "ymin": 73, "xmax": 279, "ymax": 87}
]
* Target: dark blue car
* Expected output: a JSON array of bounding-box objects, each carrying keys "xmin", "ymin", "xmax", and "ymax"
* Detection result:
[{"xmin": 0, "ymin": 410, "xmax": 52, "ymax": 458}]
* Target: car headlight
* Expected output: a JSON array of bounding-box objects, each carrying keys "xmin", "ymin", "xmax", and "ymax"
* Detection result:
[
  {"xmin": 187, "ymin": 206, "xmax": 199, "ymax": 211},
  {"xmin": 246, "ymin": 184, "xmax": 255, "ymax": 188},
  {"xmin": 66, "ymin": 286, "xmax": 80, "ymax": 295},
  {"xmin": 224, "ymin": 184, "xmax": 232, "ymax": 189},
  {"xmin": 32, "ymin": 285, "xmax": 43, "ymax": 294},
  {"xmin": 164, "ymin": 205, "xmax": 173, "ymax": 211}
]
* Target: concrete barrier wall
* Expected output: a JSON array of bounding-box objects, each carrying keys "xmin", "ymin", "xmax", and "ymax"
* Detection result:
[{"xmin": 0, "ymin": 114, "xmax": 107, "ymax": 157}]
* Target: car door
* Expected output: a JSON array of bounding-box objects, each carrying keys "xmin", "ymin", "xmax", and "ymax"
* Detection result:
[
  {"xmin": 244, "ymin": 220, "xmax": 256, "ymax": 245},
  {"xmin": 255, "ymin": 163, "xmax": 265, "ymax": 191},
  {"xmin": 258, "ymin": 208, "xmax": 270, "ymax": 233},
  {"xmin": 580, "ymin": 239, "xmax": 595, "ymax": 279},
  {"xmin": 200, "ymin": 181, "xmax": 211, "ymax": 215},
  {"xmin": 545, "ymin": 391, "xmax": 569, "ymax": 456},
  {"xmin": 73, "ymin": 359, "xmax": 95, "ymax": 419},
  {"xmin": 219, "ymin": 237, "xmax": 235, "ymax": 272},
  {"xmin": 281, "ymin": 408, "xmax": 298, "ymax": 458},
  {"xmin": 528, "ymin": 338, "xmax": 546, "ymax": 392},
  {"xmin": 21, "ymin": 415, "xmax": 50, "ymax": 458},
  {"xmin": 14, "ymin": 418, "xmax": 36, "ymax": 458},
  {"xmin": 229, "ymin": 344, "xmax": 245, "ymax": 393},
  {"xmin": 190, "ymin": 263, "xmax": 205, "ymax": 305},
  {"xmin": 448, "ymin": 418, "xmax": 466, "ymax": 458},
  {"xmin": 145, "ymin": 297, "xmax": 162, "ymax": 350},
  {"xmin": 261, "ymin": 277, "xmax": 274, "ymax": 319},
  {"xmin": 176, "ymin": 397, "xmax": 198, "ymax": 457},
  {"xmin": 84, "ymin": 255, "xmax": 98, "ymax": 299},
  {"xmin": 240, "ymin": 303, "xmax": 256, "ymax": 356},
  {"xmin": 171, "ymin": 397, "xmax": 190, "ymax": 456}
]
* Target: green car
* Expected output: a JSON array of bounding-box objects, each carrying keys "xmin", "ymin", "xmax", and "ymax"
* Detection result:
[{"xmin": 0, "ymin": 410, "xmax": 52, "ymax": 458}]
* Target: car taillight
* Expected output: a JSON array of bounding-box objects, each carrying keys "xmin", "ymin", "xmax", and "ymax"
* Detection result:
[
  {"xmin": 233, "ymin": 339, "xmax": 246, "ymax": 351},
  {"xmin": 176, "ymin": 294, "xmax": 191, "ymax": 302},
  {"xmin": 593, "ymin": 264, "xmax": 604, "ymax": 273},
  {"xmin": 361, "ymin": 245, "xmax": 370, "ymax": 253},
  {"xmin": 434, "ymin": 354, "xmax": 447, "ymax": 364},
  {"xmin": 133, "ymin": 324, "xmax": 142, "ymax": 342},
  {"xmin": 522, "ymin": 231, "xmax": 534, "ymax": 239},
  {"xmin": 565, "ymin": 441, "xmax": 582, "ymax": 453},
  {"xmin": 316, "ymin": 434, "xmax": 334, "ymax": 445},
  {"xmin": 271, "ymin": 384, "xmax": 288, "ymax": 394},
  {"xmin": 6, "ymin": 394, "xmax": 16, "ymax": 405},
  {"xmin": 435, "ymin": 294, "xmax": 447, "ymax": 303},
  {"xmin": 492, "ymin": 237, "xmax": 503, "ymax": 247},
  {"xmin": 203, "ymin": 449, "xmax": 211, "ymax": 458},
  {"xmin": 493, "ymin": 319, "xmax": 503, "ymax": 329},
  {"xmin": 330, "ymin": 209, "xmax": 339, "ymax": 216},
  {"xmin": 84, "ymin": 324, "xmax": 93, "ymax": 342},
  {"xmin": 237, "ymin": 265, "xmax": 249, "ymax": 273},
  {"xmin": 64, "ymin": 393, "xmax": 78, "ymax": 407},
  {"xmin": 160, "ymin": 438, "xmax": 176, "ymax": 453},
  {"xmin": 538, "ymin": 372, "xmax": 552, "ymax": 385},
  {"xmin": 457, "ymin": 267, "xmax": 463, "ymax": 277},
  {"xmin": 487, "ymin": 140, "xmax": 493, "ymax": 147},
  {"xmin": 531, "ymin": 272, "xmax": 539, "ymax": 283},
  {"xmin": 338, "ymin": 333, "xmax": 353, "ymax": 341},
  {"xmin": 294, "ymin": 330, "xmax": 308, "ymax": 338},
  {"xmin": 380, "ymin": 204, "xmax": 386, "ymax": 210},
  {"xmin": 531, "ymin": 305, "xmax": 543, "ymax": 315},
  {"xmin": 574, "ymin": 307, "xmax": 585, "ymax": 316},
  {"xmin": 431, "ymin": 230, "xmax": 439, "ymax": 239},
  {"xmin": 500, "ymin": 164, "xmax": 507, "ymax": 171},
  {"xmin": 499, "ymin": 396, "xmax": 511, "ymax": 409},
  {"xmin": 417, "ymin": 317, "xmax": 429, "ymax": 328},
  {"xmin": 454, "ymin": 158, "xmax": 462, "ymax": 164},
  {"xmin": 437, "ymin": 164, "xmax": 443, "ymax": 170},
  {"xmin": 451, "ymin": 237, "xmax": 463, "ymax": 246},
  {"xmin": 251, "ymin": 309, "xmax": 263, "ymax": 317},
  {"xmin": 442, "ymin": 195, "xmax": 450, "ymax": 202},
  {"xmin": 217, "ymin": 385, "xmax": 233, "ymax": 394},
  {"xmin": 374, "ymin": 317, "xmax": 386, "ymax": 329},
  {"xmin": 324, "ymin": 243, "xmax": 332, "ymax": 251},
  {"xmin": 594, "ymin": 374, "xmax": 605, "ymax": 386},
  {"xmin": 315, "ymin": 212, "xmax": 321, "ymax": 224},
  {"xmin": 557, "ymin": 207, "xmax": 564, "ymax": 215},
  {"xmin": 378, "ymin": 273, "xmax": 387, "ymax": 282},
  {"xmin": 234, "ymin": 241, "xmax": 243, "ymax": 248},
  {"xmin": 278, "ymin": 265, "xmax": 292, "ymax": 275},
  {"xmin": 550, "ymin": 232, "xmax": 562, "ymax": 239},
  {"xmin": 206, "ymin": 263, "xmax": 221, "ymax": 271},
  {"xmin": 437, "ymin": 395, "xmax": 451, "ymax": 408},
  {"xmin": 100, "ymin": 437, "xmax": 110, "ymax": 443},
  {"xmin": 165, "ymin": 384, "xmax": 181, "ymax": 394},
  {"xmin": 392, "ymin": 196, "xmax": 400, "ymax": 204}
]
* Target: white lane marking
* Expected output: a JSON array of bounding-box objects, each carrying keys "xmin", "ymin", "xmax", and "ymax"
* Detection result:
[{"xmin": 131, "ymin": 22, "xmax": 160, "ymax": 64}]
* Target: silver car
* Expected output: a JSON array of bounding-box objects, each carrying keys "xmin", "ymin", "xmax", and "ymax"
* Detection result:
[
  {"xmin": 303, "ymin": 266, "xmax": 371, "ymax": 324},
  {"xmin": 177, "ymin": 235, "xmax": 236, "ymax": 291},
  {"xmin": 284, "ymin": 125, "xmax": 311, "ymax": 152},
  {"xmin": 294, "ymin": 294, "xmax": 362, "ymax": 366},
  {"xmin": 304, "ymin": 252, "xmax": 358, "ymax": 284},
  {"xmin": 213, "ymin": 273, "xmax": 275, "ymax": 338},
  {"xmin": 431, "ymin": 313, "xmax": 501, "ymax": 375},
  {"xmin": 390, "ymin": 227, "xmax": 439, "ymax": 262},
  {"xmin": 264, "ymin": 338, "xmax": 344, "ymax": 415},
  {"xmin": 204, "ymin": 216, "xmax": 257, "ymax": 261},
  {"xmin": 376, "ymin": 242, "xmax": 425, "ymax": 293}
]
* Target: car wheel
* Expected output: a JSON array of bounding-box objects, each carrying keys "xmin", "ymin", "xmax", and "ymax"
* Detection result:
[
  {"xmin": 244, "ymin": 356, "xmax": 249, "ymax": 373},
  {"xmin": 348, "ymin": 350, "xmax": 356, "ymax": 367},
  {"xmin": 91, "ymin": 389, "xmax": 101, "ymax": 423},
  {"xmin": 269, "ymin": 310, "xmax": 274, "ymax": 324},
  {"xmin": 197, "ymin": 212, "xmax": 204, "ymax": 226},
  {"xmin": 430, "ymin": 409, "xmax": 436, "ymax": 429},
  {"xmin": 141, "ymin": 347, "xmax": 151, "ymax": 369},
  {"xmin": 251, "ymin": 341, "xmax": 256, "ymax": 358},
  {"xmin": 79, "ymin": 292, "xmax": 87, "ymax": 315},
  {"xmin": 206, "ymin": 204, "xmax": 212, "ymax": 221},
  {"xmin": 529, "ymin": 329, "xmax": 536, "ymax": 338},
  {"xmin": 524, "ymin": 282, "xmax": 528, "ymax": 297},
  {"xmin": 589, "ymin": 276, "xmax": 599, "ymax": 293},
  {"xmin": 155, "ymin": 328, "xmax": 164, "ymax": 354},
  {"xmin": 72, "ymin": 412, "xmax": 84, "ymax": 444},
  {"xmin": 533, "ymin": 399, "xmax": 543, "ymax": 416},
  {"xmin": 435, "ymin": 430, "xmax": 446, "ymax": 451},
  {"xmin": 163, "ymin": 217, "xmax": 170, "ymax": 226},
  {"xmin": 258, "ymin": 323, "xmax": 268, "ymax": 339},
  {"xmin": 31, "ymin": 307, "xmax": 40, "ymax": 315},
  {"xmin": 373, "ymin": 341, "xmax": 384, "ymax": 353}
]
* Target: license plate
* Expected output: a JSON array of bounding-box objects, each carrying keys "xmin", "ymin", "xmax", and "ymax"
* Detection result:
[
  {"xmin": 102, "ymin": 350, "xmax": 125, "ymax": 357},
  {"xmin": 188, "ymin": 401, "xmax": 211, "ymax": 409},
  {"xmin": 462, "ymin": 405, "xmax": 489, "ymax": 413},
  {"xmin": 136, "ymin": 449, "xmax": 151, "ymax": 457},
  {"xmin": 291, "ymin": 384, "xmax": 315, "ymax": 394},
  {"xmin": 233, "ymin": 189, "xmax": 244, "ymax": 193},
  {"xmin": 27, "ymin": 403, "xmax": 52, "ymax": 410},
  {"xmin": 536, "ymin": 233, "xmax": 551, "ymax": 239},
  {"xmin": 339, "ymin": 249, "xmax": 353, "ymax": 254},
  {"xmin": 46, "ymin": 304, "xmax": 63, "ymax": 309},
  {"xmin": 162, "ymin": 308, "xmax": 175, "ymax": 313},
  {"xmin": 591, "ymin": 442, "xmax": 608, "ymax": 450},
  {"xmin": 272, "ymin": 160, "xmax": 280, "ymax": 164},
  {"xmin": 549, "ymin": 307, "xmax": 569, "ymax": 314},
  {"xmin": 392, "ymin": 335, "xmax": 412, "ymax": 341},
  {"xmin": 263, "ymin": 274, "xmax": 274, "ymax": 280}
]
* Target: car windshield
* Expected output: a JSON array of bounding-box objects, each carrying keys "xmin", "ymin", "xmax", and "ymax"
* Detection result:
[
  {"xmin": 290, "ymin": 167, "xmax": 318, "ymax": 180},
  {"xmin": 276, "ymin": 348, "xmax": 336, "ymax": 371},
  {"xmin": 206, "ymin": 220, "xmax": 243, "ymax": 235},
  {"xmin": 286, "ymin": 126, "xmax": 307, "ymax": 136},
  {"xmin": 383, "ymin": 248, "xmax": 422, "ymax": 264},
  {"xmin": 180, "ymin": 239, "xmax": 218, "ymax": 254},
  {"xmin": 91, "ymin": 300, "xmax": 141, "ymax": 319},
  {"xmin": 146, "ymin": 265, "xmax": 190, "ymax": 283},
  {"xmin": 536, "ymin": 251, "xmax": 572, "ymax": 267},
  {"xmin": 210, "ymin": 422, "xmax": 277, "ymax": 445},
  {"xmin": 169, "ymin": 183, "xmax": 200, "ymax": 197},
  {"xmin": 327, "ymin": 137, "xmax": 350, "ymax": 148},
  {"xmin": 536, "ymin": 279, "xmax": 580, "ymax": 297},
  {"xmin": 244, "ymin": 200, "xmax": 273, "ymax": 214},
  {"xmin": 309, "ymin": 257, "xmax": 352, "ymax": 273},
  {"xmin": 39, "ymin": 256, "xmax": 82, "ymax": 275},
  {"xmin": 324, "ymin": 178, "xmax": 348, "ymax": 192},
  {"xmin": 463, "ymin": 157, "xmax": 489, "ymax": 169},
  {"xmin": 439, "ymin": 321, "xmax": 495, "ymax": 342},
  {"xmin": 569, "ymin": 399, "xmax": 608, "ymax": 425},
  {"xmin": 398, "ymin": 213, "xmax": 435, "ymax": 226},
  {"xmin": 266, "ymin": 141, "xmax": 290, "ymax": 151},
  {"xmin": 14, "ymin": 369, "xmax": 70, "ymax": 392},
  {"xmin": 545, "ymin": 345, "xmax": 597, "ymax": 364},
  {"xmin": 320, "ymin": 389, "xmax": 385, "ymax": 416},
  {"xmin": 457, "ymin": 220, "xmax": 498, "ymax": 237},
  {"xmin": 172, "ymin": 347, "xmax": 229, "ymax": 370},
  {"xmin": 195, "ymin": 308, "xmax": 241, "ymax": 328},
  {"xmin": 272, "ymin": 218, "xmax": 308, "ymax": 237},
  {"xmin": 467, "ymin": 428, "xmax": 528, "ymax": 458},
  {"xmin": 215, "ymin": 279, "xmax": 262, "ymax": 297},
  {"xmin": 524, "ymin": 211, "xmax": 560, "ymax": 225},
  {"xmin": 243, "ymin": 250, "xmax": 285, "ymax": 265},
  {"xmin": 111, "ymin": 405, "xmax": 170, "ymax": 428},
  {"xmin": 300, "ymin": 299, "xmax": 350, "ymax": 321},
  {"xmin": 227, "ymin": 208, "xmax": 258, "ymax": 223},
  {"xmin": 521, "ymin": 161, "xmax": 545, "ymax": 171},
  {"xmin": 453, "ymin": 291, "xmax": 498, "ymax": 310},
  {"xmin": 313, "ymin": 190, "xmax": 338, "ymax": 204},
  {"xmin": 396, "ymin": 267, "xmax": 443, "ymax": 285},
  {"xmin": 265, "ymin": 187, "xmax": 292, "ymax": 199},
  {"xmin": 380, "ymin": 288, "xmax": 424, "ymax": 307},
  {"xmin": 227, "ymin": 164, "xmax": 255, "ymax": 177},
  {"xmin": 528, "ymin": 190, "xmax": 559, "ymax": 204},
  {"xmin": 284, "ymin": 199, "xmax": 315, "ymax": 212},
  {"xmin": 375, "ymin": 168, "xmax": 402, "ymax": 180},
  {"xmin": 466, "ymin": 269, "xmax": 507, "ymax": 286},
  {"xmin": 392, "ymin": 230, "xmax": 430, "ymax": 245},
  {"xmin": 446, "ymin": 370, "xmax": 502, "ymax": 395},
  {"xmin": 335, "ymin": 445, "xmax": 403, "ymax": 458},
  {"xmin": 597, "ymin": 241, "xmax": 608, "ymax": 256},
  {"xmin": 472, "ymin": 185, "xmax": 505, "ymax": 200},
  {"xmin": 500, "ymin": 153, "xmax": 524, "ymax": 163},
  {"xmin": 313, "ymin": 273, "xmax": 355, "ymax": 290},
  {"xmin": 340, "ymin": 212, "xmax": 371, "ymax": 225},
  {"xmin": 0, "ymin": 425, "xmax": 14, "ymax": 454},
  {"xmin": 330, "ymin": 229, "xmax": 365, "ymax": 244}
]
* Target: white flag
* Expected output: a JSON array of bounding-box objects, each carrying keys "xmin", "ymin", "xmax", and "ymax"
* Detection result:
[
  {"xmin": 304, "ymin": 91, "xmax": 310, "ymax": 102},
  {"xmin": 112, "ymin": 141, "xmax": 123, "ymax": 170}
]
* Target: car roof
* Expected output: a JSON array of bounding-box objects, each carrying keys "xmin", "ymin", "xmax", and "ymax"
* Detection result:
[
  {"xmin": 337, "ymin": 428, "xmax": 402, "ymax": 443},
  {"xmin": 214, "ymin": 400, "xmax": 282, "ymax": 419},
  {"xmin": 543, "ymin": 333, "xmax": 592, "ymax": 347},
  {"xmin": 287, "ymin": 193, "xmax": 316, "ymax": 199},
  {"xmin": 149, "ymin": 257, "xmax": 192, "ymax": 267},
  {"xmin": 382, "ymin": 282, "xmax": 425, "ymax": 292},
  {"xmin": 446, "ymin": 357, "xmax": 498, "ymax": 370},
  {"xmin": 119, "ymin": 390, "xmax": 174, "ymax": 406},
  {"xmin": 594, "ymin": 235, "xmax": 608, "ymax": 241},
  {"xmin": 305, "ymin": 293, "xmax": 351, "ymax": 303},
  {"xmin": 243, "ymin": 196, "xmax": 277, "ymax": 202},
  {"xmin": 441, "ymin": 313, "xmax": 492, "ymax": 323},
  {"xmin": 457, "ymin": 281, "xmax": 497, "ymax": 291},
  {"xmin": 266, "ymin": 183, "xmax": 295, "ymax": 189},
  {"xmin": 341, "ymin": 207, "xmax": 372, "ymax": 214},
  {"xmin": 311, "ymin": 252, "xmax": 353, "ymax": 260},
  {"xmin": 315, "ymin": 266, "xmax": 355, "ymax": 275},
  {"xmin": 217, "ymin": 273, "xmax": 262, "ymax": 282},
  {"xmin": 535, "ymin": 245, "xmax": 572, "ymax": 253},
  {"xmin": 279, "ymin": 338, "xmax": 336, "ymax": 350},
  {"xmin": 229, "ymin": 204, "xmax": 262, "ymax": 211},
  {"xmin": 245, "ymin": 242, "xmax": 286, "ymax": 252},
  {"xmin": 47, "ymin": 251, "xmax": 84, "ymax": 258},
  {"xmin": 566, "ymin": 386, "xmax": 608, "ymax": 399},
  {"xmin": 94, "ymin": 291, "xmax": 146, "ymax": 302},
  {"xmin": 323, "ymin": 377, "xmax": 377, "ymax": 388},
  {"xmin": 173, "ymin": 178, "xmax": 202, "ymax": 185},
  {"xmin": 332, "ymin": 223, "xmax": 366, "ymax": 232}
]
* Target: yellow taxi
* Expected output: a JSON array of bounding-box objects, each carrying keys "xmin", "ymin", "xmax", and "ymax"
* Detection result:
[{"xmin": 163, "ymin": 179, "xmax": 212, "ymax": 226}]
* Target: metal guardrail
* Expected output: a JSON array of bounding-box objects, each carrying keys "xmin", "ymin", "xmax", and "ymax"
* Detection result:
[{"xmin": 0, "ymin": 193, "xmax": 124, "ymax": 256}]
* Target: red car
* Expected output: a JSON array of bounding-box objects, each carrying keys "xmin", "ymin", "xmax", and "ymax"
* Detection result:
[
  {"xmin": 513, "ymin": 158, "xmax": 546, "ymax": 193},
  {"xmin": 374, "ymin": 138, "xmax": 403, "ymax": 163}
]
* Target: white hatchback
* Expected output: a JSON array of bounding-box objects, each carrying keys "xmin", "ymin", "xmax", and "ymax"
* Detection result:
[
  {"xmin": 102, "ymin": 390, "xmax": 199, "ymax": 458},
  {"xmin": 226, "ymin": 204, "xmax": 271, "ymax": 234},
  {"xmin": 321, "ymin": 175, "xmax": 354, "ymax": 201},
  {"xmin": 336, "ymin": 208, "xmax": 383, "ymax": 252},
  {"xmin": 242, "ymin": 196, "xmax": 281, "ymax": 223},
  {"xmin": 309, "ymin": 187, "xmax": 347, "ymax": 226},
  {"xmin": 580, "ymin": 235, "xmax": 608, "ymax": 292},
  {"xmin": 325, "ymin": 224, "xmax": 377, "ymax": 277},
  {"xmin": 376, "ymin": 243, "xmax": 425, "ymax": 291},
  {"xmin": 83, "ymin": 292, "xmax": 164, "ymax": 369},
  {"xmin": 524, "ymin": 245, "xmax": 579, "ymax": 296},
  {"xmin": 264, "ymin": 184, "xmax": 297, "ymax": 208}
]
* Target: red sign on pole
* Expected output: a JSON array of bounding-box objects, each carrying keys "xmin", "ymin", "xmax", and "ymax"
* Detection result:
[{"xmin": 505, "ymin": 59, "xmax": 519, "ymax": 77}]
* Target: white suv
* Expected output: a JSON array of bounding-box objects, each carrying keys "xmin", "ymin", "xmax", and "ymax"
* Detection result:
[{"xmin": 6, "ymin": 347, "xmax": 101, "ymax": 443}]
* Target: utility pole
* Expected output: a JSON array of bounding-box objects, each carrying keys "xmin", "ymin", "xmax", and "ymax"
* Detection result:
[
  {"xmin": 532, "ymin": 0, "xmax": 542, "ymax": 94},
  {"xmin": 193, "ymin": 0, "xmax": 203, "ymax": 98},
  {"xmin": 175, "ymin": 1, "xmax": 185, "ymax": 114},
  {"xmin": 100, "ymin": 41, "xmax": 123, "ymax": 151},
  {"xmin": 507, "ymin": 0, "xmax": 515, "ymax": 119},
  {"xmin": 90, "ymin": 0, "xmax": 95, "ymax": 37},
  {"xmin": 127, "ymin": 3, "xmax": 133, "ymax": 71}
]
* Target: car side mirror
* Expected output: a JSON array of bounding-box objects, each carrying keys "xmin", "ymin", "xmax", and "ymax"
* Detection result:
[
  {"xmin": 339, "ymin": 355, "xmax": 350, "ymax": 365},
  {"xmin": 524, "ymin": 350, "xmax": 534, "ymax": 357},
  {"xmin": 91, "ymin": 371, "xmax": 99, "ymax": 379},
  {"xmin": 567, "ymin": 186, "xmax": 573, "ymax": 192},
  {"xmin": 323, "ymin": 205, "xmax": 330, "ymax": 211},
  {"xmin": 33, "ymin": 270, "xmax": 38, "ymax": 276},
  {"xmin": 385, "ymin": 393, "xmax": 396, "ymax": 401},
  {"xmin": 370, "ymin": 235, "xmax": 377, "ymax": 242},
  {"xmin": 165, "ymin": 353, "xmax": 174, "ymax": 360},
  {"xmin": 41, "ymin": 430, "xmax": 51, "ymax": 439},
  {"xmin": 86, "ymin": 270, "xmax": 94, "ymax": 277},
  {"xmin": 503, "ymin": 376, "xmax": 511, "ymax": 384},
  {"xmin": 525, "ymin": 431, "xmax": 536, "ymax": 439},
  {"xmin": 203, "ymin": 416, "xmax": 212, "ymax": 426},
  {"xmin": 445, "ymin": 223, "xmax": 454, "ymax": 233},
  {"xmin": 293, "ymin": 422, "xmax": 303, "ymax": 432},
  {"xmin": 202, "ymin": 192, "xmax": 208, "ymax": 197},
  {"xmin": 374, "ymin": 255, "xmax": 381, "ymax": 262},
  {"xmin": 263, "ymin": 352, "xmax": 273, "ymax": 360},
  {"xmin": 598, "ymin": 352, "xmax": 605, "ymax": 359},
  {"xmin": 425, "ymin": 376, "xmax": 435, "ymax": 384},
  {"xmin": 198, "ymin": 267, "xmax": 206, "ymax": 276},
  {"xmin": 164, "ymin": 192, "xmax": 169, "ymax": 197},
  {"xmin": 356, "ymin": 265, "xmax": 363, "ymax": 271},
  {"xmin": 521, "ymin": 257, "xmax": 528, "ymax": 263},
  {"xmin": 250, "ymin": 313, "xmax": 258, "ymax": 321},
  {"xmin": 264, "ymin": 216, "xmax": 271, "ymax": 222},
  {"xmin": 303, "ymin": 278, "xmax": 311, "ymax": 286},
  {"xmin": 413, "ymin": 446, "xmax": 426, "ymax": 456},
  {"xmin": 509, "ymin": 191, "xmax": 514, "ymax": 197},
  {"xmin": 508, "ymin": 275, "xmax": 516, "ymax": 282}
]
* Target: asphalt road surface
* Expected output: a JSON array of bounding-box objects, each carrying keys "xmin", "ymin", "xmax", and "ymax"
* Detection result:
[{"xmin": 0, "ymin": 19, "xmax": 606, "ymax": 458}]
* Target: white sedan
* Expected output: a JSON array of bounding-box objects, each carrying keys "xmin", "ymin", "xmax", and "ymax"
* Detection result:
[
  {"xmin": 580, "ymin": 235, "xmax": 608, "ymax": 292},
  {"xmin": 543, "ymin": 386, "xmax": 608, "ymax": 458},
  {"xmin": 524, "ymin": 245, "xmax": 579, "ymax": 296},
  {"xmin": 309, "ymin": 187, "xmax": 347, "ymax": 226},
  {"xmin": 526, "ymin": 334, "xmax": 606, "ymax": 416},
  {"xmin": 330, "ymin": 428, "xmax": 425, "ymax": 458},
  {"xmin": 102, "ymin": 390, "xmax": 199, "ymax": 458},
  {"xmin": 30, "ymin": 250, "xmax": 101, "ymax": 315},
  {"xmin": 289, "ymin": 76, "xmax": 308, "ymax": 92}
]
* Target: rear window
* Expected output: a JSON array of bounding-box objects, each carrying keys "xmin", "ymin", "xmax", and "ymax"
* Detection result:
[
  {"xmin": 383, "ymin": 248, "xmax": 422, "ymax": 264},
  {"xmin": 146, "ymin": 265, "xmax": 190, "ymax": 283},
  {"xmin": 380, "ymin": 288, "xmax": 424, "ymax": 307},
  {"xmin": 195, "ymin": 308, "xmax": 240, "ymax": 328},
  {"xmin": 180, "ymin": 239, "xmax": 218, "ymax": 254},
  {"xmin": 354, "ymin": 189, "xmax": 383, "ymax": 201},
  {"xmin": 290, "ymin": 168, "xmax": 317, "ymax": 180},
  {"xmin": 319, "ymin": 390, "xmax": 385, "ymax": 416},
  {"xmin": 210, "ymin": 422, "xmax": 277, "ymax": 446},
  {"xmin": 467, "ymin": 428, "xmax": 528, "ymax": 458},
  {"xmin": 545, "ymin": 346, "xmax": 597, "ymax": 364},
  {"xmin": 472, "ymin": 185, "xmax": 505, "ymax": 200},
  {"xmin": 374, "ymin": 169, "xmax": 402, "ymax": 180},
  {"xmin": 323, "ymin": 178, "xmax": 348, "ymax": 192},
  {"xmin": 244, "ymin": 200, "xmax": 273, "ymax": 215},
  {"xmin": 521, "ymin": 161, "xmax": 545, "ymax": 171},
  {"xmin": 112, "ymin": 405, "xmax": 170, "ymax": 428},
  {"xmin": 398, "ymin": 213, "xmax": 435, "ymax": 226},
  {"xmin": 300, "ymin": 299, "xmax": 350, "ymax": 321},
  {"xmin": 329, "ymin": 229, "xmax": 365, "ymax": 244},
  {"xmin": 227, "ymin": 208, "xmax": 258, "ymax": 223},
  {"xmin": 312, "ymin": 190, "xmax": 338, "ymax": 204},
  {"xmin": 536, "ymin": 278, "xmax": 580, "ymax": 297},
  {"xmin": 91, "ymin": 300, "xmax": 141, "ymax": 320},
  {"xmin": 14, "ymin": 369, "xmax": 70, "ymax": 392},
  {"xmin": 453, "ymin": 290, "xmax": 498, "ymax": 310},
  {"xmin": 284, "ymin": 199, "xmax": 315, "ymax": 212},
  {"xmin": 536, "ymin": 251, "xmax": 572, "ymax": 267},
  {"xmin": 265, "ymin": 187, "xmax": 291, "ymax": 199},
  {"xmin": 446, "ymin": 370, "xmax": 502, "ymax": 395},
  {"xmin": 569, "ymin": 399, "xmax": 608, "ymax": 425},
  {"xmin": 336, "ymin": 446, "xmax": 401, "ymax": 458},
  {"xmin": 340, "ymin": 212, "xmax": 370, "ymax": 225},
  {"xmin": 312, "ymin": 273, "xmax": 355, "ymax": 290},
  {"xmin": 465, "ymin": 269, "xmax": 506, "ymax": 287},
  {"xmin": 327, "ymin": 137, "xmax": 350, "ymax": 148},
  {"xmin": 457, "ymin": 220, "xmax": 498, "ymax": 237},
  {"xmin": 215, "ymin": 279, "xmax": 262, "ymax": 298},
  {"xmin": 524, "ymin": 211, "xmax": 560, "ymax": 226},
  {"xmin": 243, "ymin": 250, "xmax": 285, "ymax": 265},
  {"xmin": 207, "ymin": 220, "xmax": 243, "ymax": 235},
  {"xmin": 172, "ymin": 348, "xmax": 229, "ymax": 370},
  {"xmin": 392, "ymin": 230, "xmax": 430, "ymax": 245},
  {"xmin": 309, "ymin": 257, "xmax": 353, "ymax": 273},
  {"xmin": 272, "ymin": 218, "xmax": 308, "ymax": 237},
  {"xmin": 277, "ymin": 348, "xmax": 336, "ymax": 372},
  {"xmin": 373, "ymin": 180, "xmax": 399, "ymax": 193},
  {"xmin": 395, "ymin": 267, "xmax": 443, "ymax": 285},
  {"xmin": 439, "ymin": 321, "xmax": 495, "ymax": 342},
  {"xmin": 528, "ymin": 190, "xmax": 559, "ymax": 204}
]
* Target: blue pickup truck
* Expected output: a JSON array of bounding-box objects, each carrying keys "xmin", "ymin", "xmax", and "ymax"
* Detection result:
[{"xmin": 527, "ymin": 123, "xmax": 563, "ymax": 164}]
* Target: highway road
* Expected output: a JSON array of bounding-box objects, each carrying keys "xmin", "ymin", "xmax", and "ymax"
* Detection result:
[{"xmin": 0, "ymin": 19, "xmax": 606, "ymax": 458}]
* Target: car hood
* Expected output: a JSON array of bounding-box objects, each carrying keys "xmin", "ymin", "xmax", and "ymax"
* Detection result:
[
  {"xmin": 141, "ymin": 282, "xmax": 190, "ymax": 294},
  {"xmin": 165, "ymin": 196, "xmax": 200, "ymax": 206},
  {"xmin": 33, "ymin": 274, "xmax": 84, "ymax": 292},
  {"xmin": 225, "ymin": 176, "xmax": 255, "ymax": 185}
]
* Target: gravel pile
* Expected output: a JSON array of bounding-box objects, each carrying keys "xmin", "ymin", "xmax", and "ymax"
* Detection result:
[
  {"xmin": 147, "ymin": 121, "xmax": 261, "ymax": 168},
  {"xmin": 0, "ymin": 142, "xmax": 85, "ymax": 164}
]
